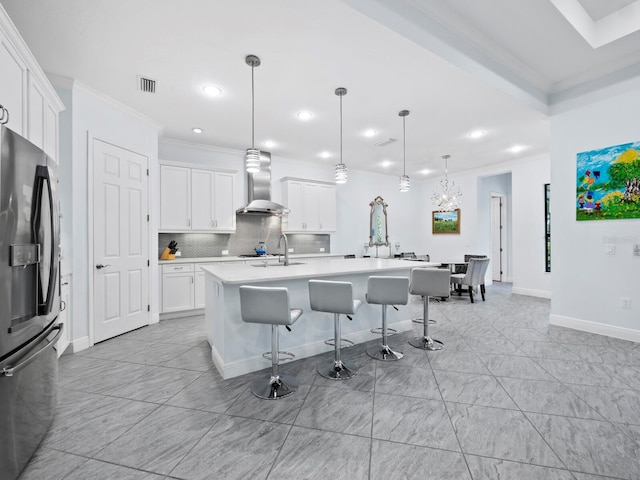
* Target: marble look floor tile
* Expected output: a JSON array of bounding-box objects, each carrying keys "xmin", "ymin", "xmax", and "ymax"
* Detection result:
[
  {"xmin": 61, "ymin": 359, "xmax": 155, "ymax": 394},
  {"xmin": 375, "ymin": 363, "xmax": 441, "ymax": 399},
  {"xmin": 121, "ymin": 342, "xmax": 193, "ymax": 366},
  {"xmin": 267, "ymin": 426, "xmax": 370, "ymax": 480},
  {"xmin": 161, "ymin": 346, "xmax": 214, "ymax": 371},
  {"xmin": 64, "ymin": 459, "xmax": 167, "ymax": 480},
  {"xmin": 464, "ymin": 455, "xmax": 576, "ymax": 480},
  {"xmin": 106, "ymin": 365, "xmax": 201, "ymax": 403},
  {"xmin": 225, "ymin": 384, "xmax": 310, "ymax": 424},
  {"xmin": 277, "ymin": 355, "xmax": 328, "ymax": 386},
  {"xmin": 599, "ymin": 363, "xmax": 640, "ymax": 390},
  {"xmin": 526, "ymin": 412, "xmax": 640, "ymax": 479},
  {"xmin": 427, "ymin": 351, "xmax": 492, "ymax": 375},
  {"xmin": 95, "ymin": 405, "xmax": 218, "ymax": 475},
  {"xmin": 44, "ymin": 391, "xmax": 159, "ymax": 456},
  {"xmin": 571, "ymin": 473, "xmax": 624, "ymax": 480},
  {"xmin": 568, "ymin": 384, "xmax": 640, "ymax": 425},
  {"xmin": 535, "ymin": 359, "xmax": 629, "ymax": 388},
  {"xmin": 498, "ymin": 377, "xmax": 605, "ymax": 420},
  {"xmin": 434, "ymin": 370, "xmax": 518, "ymax": 409},
  {"xmin": 466, "ymin": 336, "xmax": 526, "ymax": 356},
  {"xmin": 294, "ymin": 385, "xmax": 373, "ymax": 436},
  {"xmin": 17, "ymin": 447, "xmax": 89, "ymax": 480},
  {"xmin": 164, "ymin": 369, "xmax": 249, "ymax": 413},
  {"xmin": 75, "ymin": 338, "xmax": 150, "ymax": 360},
  {"xmin": 170, "ymin": 415, "xmax": 290, "ymax": 480},
  {"xmin": 372, "ymin": 393, "xmax": 459, "ymax": 451},
  {"xmin": 370, "ymin": 439, "xmax": 470, "ymax": 479},
  {"xmin": 446, "ymin": 403, "xmax": 564, "ymax": 468},
  {"xmin": 498, "ymin": 327, "xmax": 550, "ymax": 342},
  {"xmin": 478, "ymin": 354, "xmax": 557, "ymax": 381},
  {"xmin": 565, "ymin": 343, "xmax": 640, "ymax": 366},
  {"xmin": 57, "ymin": 356, "xmax": 116, "ymax": 389},
  {"xmin": 516, "ymin": 341, "xmax": 583, "ymax": 361}
]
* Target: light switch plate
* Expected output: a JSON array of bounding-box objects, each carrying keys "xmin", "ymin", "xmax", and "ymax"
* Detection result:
[
  {"xmin": 221, "ymin": 250, "xmax": 229, "ymax": 255},
  {"xmin": 288, "ymin": 248, "xmax": 294, "ymax": 253},
  {"xmin": 634, "ymin": 244, "xmax": 640, "ymax": 256},
  {"xmin": 320, "ymin": 248, "xmax": 325, "ymax": 252}
]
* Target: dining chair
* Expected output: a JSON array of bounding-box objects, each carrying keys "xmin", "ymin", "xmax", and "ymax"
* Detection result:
[{"xmin": 450, "ymin": 257, "xmax": 490, "ymax": 303}]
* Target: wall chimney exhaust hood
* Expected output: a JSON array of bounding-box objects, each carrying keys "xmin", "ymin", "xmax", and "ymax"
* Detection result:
[{"xmin": 236, "ymin": 151, "xmax": 289, "ymax": 215}]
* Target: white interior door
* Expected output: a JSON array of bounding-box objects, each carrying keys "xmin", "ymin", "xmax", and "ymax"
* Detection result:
[
  {"xmin": 491, "ymin": 196, "xmax": 503, "ymax": 282},
  {"xmin": 93, "ymin": 139, "xmax": 149, "ymax": 343}
]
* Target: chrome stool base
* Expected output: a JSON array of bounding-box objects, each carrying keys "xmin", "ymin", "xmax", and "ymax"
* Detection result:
[
  {"xmin": 409, "ymin": 336, "xmax": 444, "ymax": 351},
  {"xmin": 251, "ymin": 374, "xmax": 298, "ymax": 400},
  {"xmin": 318, "ymin": 360, "xmax": 358, "ymax": 380},
  {"xmin": 367, "ymin": 344, "xmax": 403, "ymax": 361}
]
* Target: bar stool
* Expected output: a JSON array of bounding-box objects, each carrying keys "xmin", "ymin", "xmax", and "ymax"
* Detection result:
[
  {"xmin": 366, "ymin": 276, "xmax": 409, "ymax": 361},
  {"xmin": 408, "ymin": 268, "xmax": 449, "ymax": 351},
  {"xmin": 308, "ymin": 279, "xmax": 361, "ymax": 380},
  {"xmin": 239, "ymin": 285, "xmax": 303, "ymax": 399}
]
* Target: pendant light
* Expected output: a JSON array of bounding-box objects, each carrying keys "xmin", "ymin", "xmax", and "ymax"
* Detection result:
[
  {"xmin": 431, "ymin": 154, "xmax": 463, "ymax": 211},
  {"xmin": 245, "ymin": 55, "xmax": 261, "ymax": 173},
  {"xmin": 335, "ymin": 87, "xmax": 348, "ymax": 184},
  {"xmin": 399, "ymin": 109, "xmax": 410, "ymax": 192}
]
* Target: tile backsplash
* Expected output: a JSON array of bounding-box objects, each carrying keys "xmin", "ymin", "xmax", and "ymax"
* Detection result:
[{"xmin": 158, "ymin": 215, "xmax": 330, "ymax": 259}]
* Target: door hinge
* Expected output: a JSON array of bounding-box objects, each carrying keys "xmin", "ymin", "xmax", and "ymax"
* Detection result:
[
  {"xmin": 146, "ymin": 168, "xmax": 149, "ymax": 176},
  {"xmin": 147, "ymin": 260, "xmax": 150, "ymax": 267},
  {"xmin": 147, "ymin": 214, "xmax": 150, "ymax": 221},
  {"xmin": 147, "ymin": 305, "xmax": 150, "ymax": 312}
]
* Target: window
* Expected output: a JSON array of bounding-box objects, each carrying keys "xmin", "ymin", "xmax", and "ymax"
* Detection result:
[{"xmin": 545, "ymin": 183, "xmax": 551, "ymax": 272}]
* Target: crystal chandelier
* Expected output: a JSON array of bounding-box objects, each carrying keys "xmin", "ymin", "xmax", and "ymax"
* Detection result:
[
  {"xmin": 335, "ymin": 87, "xmax": 348, "ymax": 184},
  {"xmin": 431, "ymin": 154, "xmax": 462, "ymax": 211},
  {"xmin": 245, "ymin": 55, "xmax": 261, "ymax": 173},
  {"xmin": 399, "ymin": 110, "xmax": 410, "ymax": 192}
]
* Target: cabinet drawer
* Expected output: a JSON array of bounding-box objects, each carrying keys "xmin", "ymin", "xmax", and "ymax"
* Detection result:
[{"xmin": 163, "ymin": 263, "xmax": 194, "ymax": 274}]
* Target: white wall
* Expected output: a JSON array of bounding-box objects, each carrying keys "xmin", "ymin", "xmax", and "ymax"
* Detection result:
[
  {"xmin": 550, "ymin": 76, "xmax": 640, "ymax": 341},
  {"xmin": 56, "ymin": 80, "xmax": 159, "ymax": 348}
]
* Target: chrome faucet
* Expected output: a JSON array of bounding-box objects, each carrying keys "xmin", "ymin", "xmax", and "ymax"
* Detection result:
[{"xmin": 277, "ymin": 233, "xmax": 289, "ymax": 266}]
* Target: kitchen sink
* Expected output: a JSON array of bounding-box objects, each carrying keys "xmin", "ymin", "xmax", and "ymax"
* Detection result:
[{"xmin": 251, "ymin": 261, "xmax": 306, "ymax": 267}]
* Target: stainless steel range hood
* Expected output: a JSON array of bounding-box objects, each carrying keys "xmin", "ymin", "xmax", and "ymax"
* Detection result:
[{"xmin": 236, "ymin": 151, "xmax": 289, "ymax": 215}]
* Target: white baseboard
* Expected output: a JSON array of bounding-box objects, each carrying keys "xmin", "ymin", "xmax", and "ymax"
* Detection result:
[
  {"xmin": 512, "ymin": 287, "xmax": 551, "ymax": 299},
  {"xmin": 550, "ymin": 314, "xmax": 640, "ymax": 343},
  {"xmin": 210, "ymin": 319, "xmax": 415, "ymax": 379},
  {"xmin": 68, "ymin": 336, "xmax": 90, "ymax": 353},
  {"xmin": 150, "ymin": 312, "xmax": 160, "ymax": 325}
]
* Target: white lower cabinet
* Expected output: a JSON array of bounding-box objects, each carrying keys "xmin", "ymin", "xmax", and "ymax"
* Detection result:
[
  {"xmin": 161, "ymin": 264, "xmax": 195, "ymax": 313},
  {"xmin": 194, "ymin": 267, "xmax": 207, "ymax": 309}
]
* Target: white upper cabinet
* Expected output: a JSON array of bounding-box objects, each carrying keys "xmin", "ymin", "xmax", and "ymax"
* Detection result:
[
  {"xmin": 281, "ymin": 178, "xmax": 336, "ymax": 233},
  {"xmin": 160, "ymin": 163, "xmax": 236, "ymax": 232},
  {"xmin": 0, "ymin": 8, "xmax": 63, "ymax": 161}
]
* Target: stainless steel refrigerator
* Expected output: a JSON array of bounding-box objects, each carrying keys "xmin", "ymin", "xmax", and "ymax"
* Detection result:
[{"xmin": 0, "ymin": 125, "xmax": 62, "ymax": 480}]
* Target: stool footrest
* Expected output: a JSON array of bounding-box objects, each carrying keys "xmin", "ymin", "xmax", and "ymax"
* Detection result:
[
  {"xmin": 411, "ymin": 318, "xmax": 437, "ymax": 324},
  {"xmin": 261, "ymin": 350, "xmax": 296, "ymax": 363},
  {"xmin": 370, "ymin": 327, "xmax": 397, "ymax": 335},
  {"xmin": 324, "ymin": 338, "xmax": 354, "ymax": 348}
]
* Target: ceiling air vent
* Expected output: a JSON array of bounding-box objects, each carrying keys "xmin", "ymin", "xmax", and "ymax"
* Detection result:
[
  {"xmin": 138, "ymin": 76, "xmax": 156, "ymax": 93},
  {"xmin": 375, "ymin": 137, "xmax": 397, "ymax": 147}
]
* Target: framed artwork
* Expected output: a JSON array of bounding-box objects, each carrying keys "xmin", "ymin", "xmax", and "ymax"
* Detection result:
[
  {"xmin": 576, "ymin": 141, "xmax": 640, "ymax": 221},
  {"xmin": 432, "ymin": 209, "xmax": 460, "ymax": 234}
]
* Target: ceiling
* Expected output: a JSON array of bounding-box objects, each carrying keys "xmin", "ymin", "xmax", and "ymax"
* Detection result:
[{"xmin": 2, "ymin": 0, "xmax": 640, "ymax": 179}]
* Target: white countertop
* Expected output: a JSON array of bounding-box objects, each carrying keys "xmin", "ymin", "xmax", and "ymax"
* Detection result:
[
  {"xmin": 201, "ymin": 257, "xmax": 440, "ymax": 284},
  {"xmin": 158, "ymin": 253, "xmax": 345, "ymax": 265}
]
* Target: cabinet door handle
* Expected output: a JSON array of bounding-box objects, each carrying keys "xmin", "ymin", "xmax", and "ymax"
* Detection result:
[
  {"xmin": 319, "ymin": 223, "xmax": 322, "ymax": 230},
  {"xmin": 187, "ymin": 219, "xmax": 191, "ymax": 227}
]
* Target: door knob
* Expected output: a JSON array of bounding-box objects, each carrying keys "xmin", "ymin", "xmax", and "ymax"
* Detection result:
[{"xmin": 96, "ymin": 264, "xmax": 111, "ymax": 269}]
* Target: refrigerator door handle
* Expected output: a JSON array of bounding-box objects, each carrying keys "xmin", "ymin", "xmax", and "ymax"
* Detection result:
[
  {"xmin": 1, "ymin": 324, "xmax": 63, "ymax": 377},
  {"xmin": 33, "ymin": 165, "xmax": 60, "ymax": 316}
]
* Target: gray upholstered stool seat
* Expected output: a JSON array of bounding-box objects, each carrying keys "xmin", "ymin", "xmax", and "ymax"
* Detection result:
[
  {"xmin": 366, "ymin": 276, "xmax": 409, "ymax": 361},
  {"xmin": 408, "ymin": 268, "xmax": 449, "ymax": 351},
  {"xmin": 308, "ymin": 279, "xmax": 362, "ymax": 380},
  {"xmin": 239, "ymin": 285, "xmax": 303, "ymax": 399}
]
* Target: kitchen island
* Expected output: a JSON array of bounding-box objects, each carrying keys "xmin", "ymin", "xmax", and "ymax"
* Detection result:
[{"xmin": 202, "ymin": 257, "xmax": 439, "ymax": 378}]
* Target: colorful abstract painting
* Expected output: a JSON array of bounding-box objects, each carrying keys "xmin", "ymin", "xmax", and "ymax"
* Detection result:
[{"xmin": 576, "ymin": 141, "xmax": 640, "ymax": 221}]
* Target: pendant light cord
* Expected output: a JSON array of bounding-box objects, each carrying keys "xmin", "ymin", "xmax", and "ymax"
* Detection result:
[
  {"xmin": 339, "ymin": 94, "xmax": 343, "ymax": 166},
  {"xmin": 251, "ymin": 65, "xmax": 255, "ymax": 149},
  {"xmin": 402, "ymin": 115, "xmax": 406, "ymax": 176}
]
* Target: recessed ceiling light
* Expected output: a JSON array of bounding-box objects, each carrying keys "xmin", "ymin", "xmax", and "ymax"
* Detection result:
[
  {"xmin": 203, "ymin": 85, "xmax": 222, "ymax": 97},
  {"xmin": 508, "ymin": 145, "xmax": 526, "ymax": 153},
  {"xmin": 192, "ymin": 127, "xmax": 203, "ymax": 134},
  {"xmin": 364, "ymin": 129, "xmax": 378, "ymax": 137},
  {"xmin": 319, "ymin": 151, "xmax": 332, "ymax": 159},
  {"xmin": 467, "ymin": 130, "xmax": 486, "ymax": 139},
  {"xmin": 296, "ymin": 111, "xmax": 313, "ymax": 121},
  {"xmin": 381, "ymin": 160, "xmax": 392, "ymax": 168},
  {"xmin": 420, "ymin": 169, "xmax": 431, "ymax": 175},
  {"xmin": 263, "ymin": 140, "xmax": 276, "ymax": 148}
]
